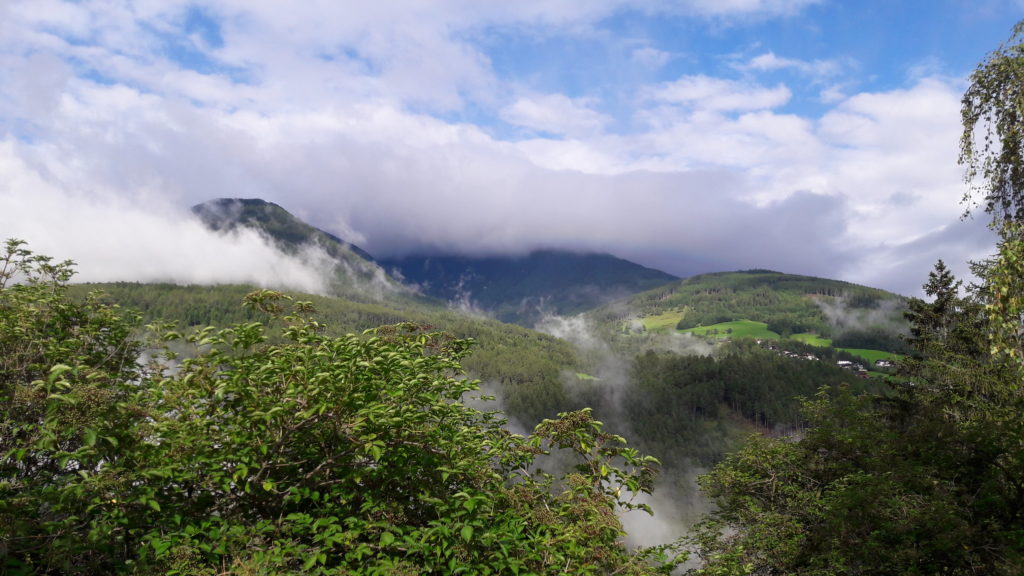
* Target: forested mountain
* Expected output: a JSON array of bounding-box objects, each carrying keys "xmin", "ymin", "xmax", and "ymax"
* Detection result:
[
  {"xmin": 99, "ymin": 203, "xmax": 917, "ymax": 470},
  {"xmin": 79, "ymin": 272, "xmax": 897, "ymax": 473},
  {"xmin": 374, "ymin": 251, "xmax": 678, "ymax": 326},
  {"xmin": 126, "ymin": 202, "xmax": 915, "ymax": 487}
]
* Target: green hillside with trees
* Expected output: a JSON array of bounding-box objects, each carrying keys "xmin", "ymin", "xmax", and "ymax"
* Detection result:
[
  {"xmin": 598, "ymin": 269, "xmax": 906, "ymax": 340},
  {"xmin": 72, "ymin": 282, "xmax": 579, "ymax": 426}
]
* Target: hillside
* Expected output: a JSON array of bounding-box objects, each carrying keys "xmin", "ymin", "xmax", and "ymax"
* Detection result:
[
  {"xmin": 77, "ymin": 282, "xmax": 580, "ymax": 425},
  {"xmin": 380, "ymin": 250, "xmax": 678, "ymax": 325},
  {"xmin": 591, "ymin": 269, "xmax": 910, "ymax": 352},
  {"xmin": 70, "ymin": 261, "xmax": 908, "ymax": 531}
]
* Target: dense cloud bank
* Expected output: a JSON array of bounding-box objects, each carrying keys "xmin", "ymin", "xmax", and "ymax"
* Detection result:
[{"xmin": 0, "ymin": 1, "xmax": 1011, "ymax": 296}]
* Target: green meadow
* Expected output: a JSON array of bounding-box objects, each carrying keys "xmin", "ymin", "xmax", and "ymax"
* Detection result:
[
  {"xmin": 838, "ymin": 348, "xmax": 902, "ymax": 364},
  {"xmin": 640, "ymin": 309, "xmax": 686, "ymax": 332},
  {"xmin": 791, "ymin": 333, "xmax": 832, "ymax": 347},
  {"xmin": 681, "ymin": 320, "xmax": 780, "ymax": 340},
  {"xmin": 639, "ymin": 314, "xmax": 899, "ymax": 368}
]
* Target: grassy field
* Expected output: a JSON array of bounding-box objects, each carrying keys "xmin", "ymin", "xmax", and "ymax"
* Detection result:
[
  {"xmin": 640, "ymin": 309, "xmax": 686, "ymax": 332},
  {"xmin": 791, "ymin": 333, "xmax": 832, "ymax": 347},
  {"xmin": 838, "ymin": 348, "xmax": 902, "ymax": 364},
  {"xmin": 682, "ymin": 320, "xmax": 780, "ymax": 340},
  {"xmin": 642, "ymin": 313, "xmax": 899, "ymax": 366}
]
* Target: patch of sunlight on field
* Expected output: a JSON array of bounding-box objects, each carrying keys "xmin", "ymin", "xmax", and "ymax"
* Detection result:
[
  {"xmin": 838, "ymin": 348, "xmax": 902, "ymax": 364},
  {"xmin": 791, "ymin": 333, "xmax": 832, "ymax": 346},
  {"xmin": 682, "ymin": 320, "xmax": 780, "ymax": 340},
  {"xmin": 641, "ymin": 310, "xmax": 685, "ymax": 332}
]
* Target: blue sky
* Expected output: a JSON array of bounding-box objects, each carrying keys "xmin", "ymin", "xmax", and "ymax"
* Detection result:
[{"xmin": 1, "ymin": 0, "xmax": 1022, "ymax": 297}]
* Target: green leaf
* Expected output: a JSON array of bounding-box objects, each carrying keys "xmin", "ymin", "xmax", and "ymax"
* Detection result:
[
  {"xmin": 48, "ymin": 364, "xmax": 73, "ymax": 382},
  {"xmin": 461, "ymin": 525, "xmax": 474, "ymax": 542},
  {"xmin": 380, "ymin": 531, "xmax": 395, "ymax": 547}
]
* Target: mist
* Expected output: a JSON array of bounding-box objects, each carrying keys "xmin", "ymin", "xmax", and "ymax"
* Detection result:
[
  {"xmin": 0, "ymin": 143, "xmax": 337, "ymax": 294},
  {"xmin": 534, "ymin": 312, "xmax": 717, "ymax": 552},
  {"xmin": 817, "ymin": 296, "xmax": 909, "ymax": 334}
]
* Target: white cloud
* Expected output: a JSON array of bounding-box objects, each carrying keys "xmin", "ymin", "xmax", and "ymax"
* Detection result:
[
  {"xmin": 0, "ymin": 140, "xmax": 332, "ymax": 293},
  {"xmin": 819, "ymin": 84, "xmax": 847, "ymax": 103},
  {"xmin": 741, "ymin": 51, "xmax": 842, "ymax": 77},
  {"xmin": 630, "ymin": 46, "xmax": 674, "ymax": 68},
  {"xmin": 0, "ymin": 0, "xmax": 1000, "ymax": 300},
  {"xmin": 500, "ymin": 94, "xmax": 611, "ymax": 137},
  {"xmin": 671, "ymin": 0, "xmax": 822, "ymax": 17},
  {"xmin": 646, "ymin": 75, "xmax": 792, "ymax": 112}
]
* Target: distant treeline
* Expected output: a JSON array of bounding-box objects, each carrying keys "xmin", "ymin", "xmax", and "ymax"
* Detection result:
[
  {"xmin": 832, "ymin": 327, "xmax": 915, "ymax": 354},
  {"xmin": 620, "ymin": 340, "xmax": 886, "ymax": 467}
]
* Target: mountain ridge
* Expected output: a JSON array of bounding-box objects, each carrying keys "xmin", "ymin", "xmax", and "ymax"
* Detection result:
[
  {"xmin": 380, "ymin": 250, "xmax": 680, "ymax": 325},
  {"xmin": 192, "ymin": 197, "xmax": 683, "ymax": 325},
  {"xmin": 192, "ymin": 198, "xmax": 376, "ymax": 264}
]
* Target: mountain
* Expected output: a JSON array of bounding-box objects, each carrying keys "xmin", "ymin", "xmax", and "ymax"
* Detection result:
[
  {"xmin": 379, "ymin": 250, "xmax": 679, "ymax": 326},
  {"xmin": 192, "ymin": 198, "xmax": 375, "ymax": 263},
  {"xmin": 192, "ymin": 199, "xmax": 678, "ymax": 324},
  {"xmin": 192, "ymin": 198, "xmax": 406, "ymax": 302}
]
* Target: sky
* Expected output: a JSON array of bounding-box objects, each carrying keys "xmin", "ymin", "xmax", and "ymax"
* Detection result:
[{"xmin": 1, "ymin": 0, "xmax": 1022, "ymax": 297}]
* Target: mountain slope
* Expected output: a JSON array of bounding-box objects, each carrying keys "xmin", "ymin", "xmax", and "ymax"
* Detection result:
[
  {"xmin": 193, "ymin": 198, "xmax": 375, "ymax": 263},
  {"xmin": 380, "ymin": 250, "xmax": 678, "ymax": 325},
  {"xmin": 590, "ymin": 269, "xmax": 910, "ymax": 351},
  {"xmin": 77, "ymin": 282, "xmax": 579, "ymax": 425},
  {"xmin": 192, "ymin": 198, "xmax": 408, "ymax": 302}
]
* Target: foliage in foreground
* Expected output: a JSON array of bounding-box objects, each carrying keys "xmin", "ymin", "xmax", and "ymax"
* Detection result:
[{"xmin": 0, "ymin": 240, "xmax": 684, "ymax": 575}]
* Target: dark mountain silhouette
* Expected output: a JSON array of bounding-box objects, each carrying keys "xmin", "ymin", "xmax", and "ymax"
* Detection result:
[{"xmin": 380, "ymin": 250, "xmax": 679, "ymax": 325}]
